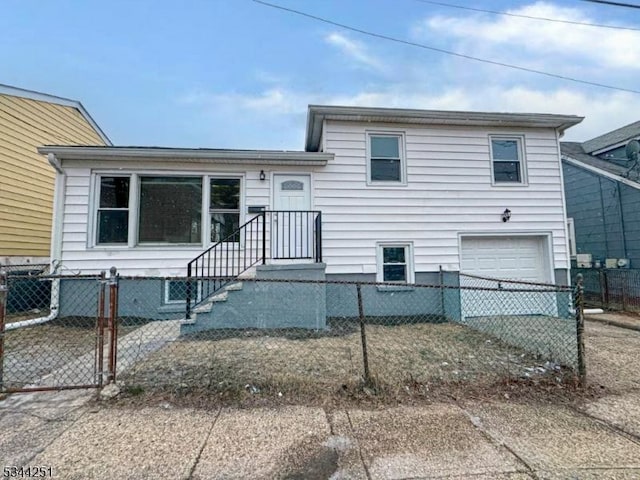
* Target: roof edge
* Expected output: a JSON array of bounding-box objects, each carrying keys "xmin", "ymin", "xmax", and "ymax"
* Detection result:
[
  {"xmin": 0, "ymin": 83, "xmax": 112, "ymax": 146},
  {"xmin": 561, "ymin": 153, "xmax": 640, "ymax": 191},
  {"xmin": 306, "ymin": 104, "xmax": 583, "ymax": 151},
  {"xmin": 38, "ymin": 145, "xmax": 333, "ymax": 165}
]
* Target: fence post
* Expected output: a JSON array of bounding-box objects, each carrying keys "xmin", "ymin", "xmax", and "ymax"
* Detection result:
[
  {"xmin": 622, "ymin": 272, "xmax": 629, "ymax": 311},
  {"xmin": 0, "ymin": 270, "xmax": 7, "ymax": 393},
  {"xmin": 439, "ymin": 265, "xmax": 445, "ymax": 318},
  {"xmin": 107, "ymin": 266, "xmax": 119, "ymax": 384},
  {"xmin": 96, "ymin": 271, "xmax": 106, "ymax": 388},
  {"xmin": 186, "ymin": 263, "xmax": 192, "ymax": 320},
  {"xmin": 356, "ymin": 283, "xmax": 372, "ymax": 386},
  {"xmin": 575, "ymin": 273, "xmax": 587, "ymax": 386},
  {"xmin": 599, "ymin": 269, "xmax": 606, "ymax": 308},
  {"xmin": 262, "ymin": 212, "xmax": 267, "ymax": 265}
]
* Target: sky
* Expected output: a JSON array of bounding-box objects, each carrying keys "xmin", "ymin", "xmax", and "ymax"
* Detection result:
[{"xmin": 1, "ymin": 0, "xmax": 639, "ymax": 150}]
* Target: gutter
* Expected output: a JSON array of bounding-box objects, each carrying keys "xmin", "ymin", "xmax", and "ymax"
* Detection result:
[{"xmin": 38, "ymin": 146, "xmax": 333, "ymax": 165}]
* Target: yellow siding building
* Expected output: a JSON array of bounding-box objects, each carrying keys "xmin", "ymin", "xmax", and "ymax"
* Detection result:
[{"xmin": 0, "ymin": 84, "xmax": 110, "ymax": 265}]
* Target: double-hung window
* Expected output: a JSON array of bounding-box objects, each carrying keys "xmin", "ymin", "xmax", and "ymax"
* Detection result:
[
  {"xmin": 210, "ymin": 178, "xmax": 241, "ymax": 243},
  {"xmin": 368, "ymin": 133, "xmax": 405, "ymax": 184},
  {"xmin": 377, "ymin": 243, "xmax": 414, "ymax": 283},
  {"xmin": 138, "ymin": 176, "xmax": 203, "ymax": 244},
  {"xmin": 490, "ymin": 136, "xmax": 526, "ymax": 184},
  {"xmin": 96, "ymin": 176, "xmax": 130, "ymax": 245}
]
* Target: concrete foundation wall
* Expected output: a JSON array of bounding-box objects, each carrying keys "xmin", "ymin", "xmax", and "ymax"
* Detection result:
[
  {"xmin": 181, "ymin": 263, "xmax": 327, "ymax": 334},
  {"xmin": 325, "ymin": 272, "xmax": 460, "ymax": 322}
]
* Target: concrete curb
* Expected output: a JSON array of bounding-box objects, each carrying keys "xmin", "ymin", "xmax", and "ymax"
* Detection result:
[{"xmin": 587, "ymin": 316, "xmax": 640, "ymax": 333}]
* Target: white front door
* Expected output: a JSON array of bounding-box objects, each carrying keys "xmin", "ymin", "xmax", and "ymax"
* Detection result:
[{"xmin": 272, "ymin": 174, "xmax": 312, "ymax": 259}]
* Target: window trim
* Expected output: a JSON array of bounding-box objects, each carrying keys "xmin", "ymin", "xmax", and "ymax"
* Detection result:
[
  {"xmin": 376, "ymin": 242, "xmax": 415, "ymax": 283},
  {"xmin": 567, "ymin": 217, "xmax": 577, "ymax": 258},
  {"xmin": 164, "ymin": 279, "xmax": 202, "ymax": 304},
  {"xmin": 209, "ymin": 176, "xmax": 242, "ymax": 245},
  {"xmin": 92, "ymin": 174, "xmax": 133, "ymax": 247},
  {"xmin": 366, "ymin": 131, "xmax": 407, "ymax": 186},
  {"xmin": 489, "ymin": 135, "xmax": 528, "ymax": 186},
  {"xmin": 90, "ymin": 170, "xmax": 246, "ymax": 250}
]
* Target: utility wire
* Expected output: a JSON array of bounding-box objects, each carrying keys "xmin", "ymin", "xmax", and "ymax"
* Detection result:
[
  {"xmin": 414, "ymin": 0, "xmax": 640, "ymax": 31},
  {"xmin": 252, "ymin": 0, "xmax": 640, "ymax": 95},
  {"xmin": 579, "ymin": 0, "xmax": 640, "ymax": 9}
]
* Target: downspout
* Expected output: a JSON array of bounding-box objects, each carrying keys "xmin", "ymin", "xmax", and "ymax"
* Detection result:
[
  {"xmin": 616, "ymin": 182, "xmax": 628, "ymax": 259},
  {"xmin": 6, "ymin": 154, "xmax": 65, "ymax": 331}
]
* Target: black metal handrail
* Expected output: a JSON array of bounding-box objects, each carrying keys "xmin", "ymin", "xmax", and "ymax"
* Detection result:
[{"xmin": 186, "ymin": 210, "xmax": 322, "ymax": 318}]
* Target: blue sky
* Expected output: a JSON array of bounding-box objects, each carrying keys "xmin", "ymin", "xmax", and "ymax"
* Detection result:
[{"xmin": 2, "ymin": 0, "xmax": 639, "ymax": 149}]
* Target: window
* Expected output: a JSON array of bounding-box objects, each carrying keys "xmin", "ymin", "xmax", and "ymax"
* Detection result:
[
  {"xmin": 368, "ymin": 133, "xmax": 404, "ymax": 183},
  {"xmin": 567, "ymin": 218, "xmax": 577, "ymax": 258},
  {"xmin": 490, "ymin": 136, "xmax": 526, "ymax": 184},
  {"xmin": 377, "ymin": 243, "xmax": 414, "ymax": 283},
  {"xmin": 164, "ymin": 280, "xmax": 201, "ymax": 304},
  {"xmin": 139, "ymin": 177, "xmax": 202, "ymax": 244},
  {"xmin": 96, "ymin": 176, "xmax": 130, "ymax": 244},
  {"xmin": 210, "ymin": 178, "xmax": 241, "ymax": 243}
]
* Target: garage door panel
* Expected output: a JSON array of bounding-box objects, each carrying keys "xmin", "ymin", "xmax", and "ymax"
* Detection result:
[{"xmin": 460, "ymin": 236, "xmax": 557, "ymax": 319}]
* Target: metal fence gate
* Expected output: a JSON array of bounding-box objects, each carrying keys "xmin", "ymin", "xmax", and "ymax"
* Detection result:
[{"xmin": 0, "ymin": 270, "xmax": 119, "ymax": 393}]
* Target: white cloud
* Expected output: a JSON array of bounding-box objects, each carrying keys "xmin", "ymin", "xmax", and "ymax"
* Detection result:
[
  {"xmin": 324, "ymin": 32, "xmax": 386, "ymax": 71},
  {"xmin": 418, "ymin": 1, "xmax": 640, "ymax": 71},
  {"xmin": 179, "ymin": 83, "xmax": 640, "ymax": 146}
]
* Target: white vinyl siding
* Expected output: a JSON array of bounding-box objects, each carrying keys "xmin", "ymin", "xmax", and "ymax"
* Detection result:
[
  {"xmin": 56, "ymin": 120, "xmax": 569, "ymax": 277},
  {"xmin": 316, "ymin": 121, "xmax": 568, "ymax": 275}
]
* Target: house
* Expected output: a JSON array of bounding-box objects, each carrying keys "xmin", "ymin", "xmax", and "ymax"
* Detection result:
[
  {"xmin": 561, "ymin": 120, "xmax": 640, "ymax": 269},
  {"xmin": 0, "ymin": 84, "xmax": 110, "ymax": 267},
  {"xmin": 38, "ymin": 105, "xmax": 582, "ymax": 330}
]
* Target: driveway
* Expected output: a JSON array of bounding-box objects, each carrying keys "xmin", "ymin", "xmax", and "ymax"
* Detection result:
[{"xmin": 1, "ymin": 317, "xmax": 640, "ymax": 479}]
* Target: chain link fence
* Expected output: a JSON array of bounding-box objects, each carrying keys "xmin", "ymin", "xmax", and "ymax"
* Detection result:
[
  {"xmin": 0, "ymin": 269, "xmax": 585, "ymax": 399},
  {"xmin": 0, "ymin": 271, "xmax": 107, "ymax": 392},
  {"xmin": 573, "ymin": 268, "xmax": 640, "ymax": 312},
  {"xmin": 111, "ymin": 273, "xmax": 582, "ymax": 400}
]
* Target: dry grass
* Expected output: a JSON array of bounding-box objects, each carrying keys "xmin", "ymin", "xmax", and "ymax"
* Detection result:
[
  {"xmin": 2, "ymin": 318, "xmax": 139, "ymax": 389},
  {"xmin": 119, "ymin": 322, "xmax": 569, "ymax": 404}
]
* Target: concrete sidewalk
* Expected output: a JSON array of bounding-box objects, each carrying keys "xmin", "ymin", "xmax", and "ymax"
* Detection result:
[
  {"xmin": 2, "ymin": 320, "xmax": 640, "ymax": 479},
  {"xmin": 2, "ymin": 396, "xmax": 640, "ymax": 479}
]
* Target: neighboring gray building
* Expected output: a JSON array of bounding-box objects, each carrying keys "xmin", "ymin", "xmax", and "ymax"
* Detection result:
[{"xmin": 561, "ymin": 121, "xmax": 640, "ymax": 268}]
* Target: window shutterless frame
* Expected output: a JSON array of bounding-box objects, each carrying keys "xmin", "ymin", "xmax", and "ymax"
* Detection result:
[
  {"xmin": 366, "ymin": 131, "xmax": 407, "ymax": 186},
  {"xmin": 376, "ymin": 242, "xmax": 415, "ymax": 283},
  {"xmin": 94, "ymin": 175, "xmax": 132, "ymax": 246},
  {"xmin": 489, "ymin": 135, "xmax": 528, "ymax": 186},
  {"xmin": 209, "ymin": 177, "xmax": 242, "ymax": 244}
]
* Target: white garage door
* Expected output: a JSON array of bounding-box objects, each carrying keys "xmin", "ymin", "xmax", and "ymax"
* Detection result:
[
  {"xmin": 460, "ymin": 236, "xmax": 549, "ymax": 283},
  {"xmin": 460, "ymin": 236, "xmax": 556, "ymax": 318}
]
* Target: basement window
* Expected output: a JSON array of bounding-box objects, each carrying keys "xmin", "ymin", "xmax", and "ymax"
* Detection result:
[
  {"xmin": 164, "ymin": 280, "xmax": 202, "ymax": 304},
  {"xmin": 376, "ymin": 243, "xmax": 415, "ymax": 283}
]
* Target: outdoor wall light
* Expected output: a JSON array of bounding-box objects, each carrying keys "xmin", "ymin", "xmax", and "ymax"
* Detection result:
[
  {"xmin": 259, "ymin": 170, "xmax": 266, "ymax": 181},
  {"xmin": 502, "ymin": 208, "xmax": 512, "ymax": 222}
]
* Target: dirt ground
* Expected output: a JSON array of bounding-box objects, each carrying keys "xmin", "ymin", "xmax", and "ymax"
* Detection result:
[{"xmin": 118, "ymin": 321, "xmax": 572, "ymax": 404}]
